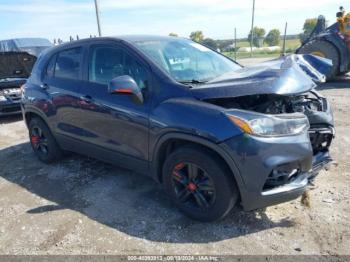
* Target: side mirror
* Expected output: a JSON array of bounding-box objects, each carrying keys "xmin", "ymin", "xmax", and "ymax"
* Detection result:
[{"xmin": 108, "ymin": 75, "xmax": 143, "ymax": 104}]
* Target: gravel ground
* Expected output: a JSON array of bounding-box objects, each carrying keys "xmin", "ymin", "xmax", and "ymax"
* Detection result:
[{"xmin": 0, "ymin": 72, "xmax": 349, "ymax": 255}]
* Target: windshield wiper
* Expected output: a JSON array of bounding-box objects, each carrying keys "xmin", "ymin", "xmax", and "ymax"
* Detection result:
[{"xmin": 178, "ymin": 79, "xmax": 208, "ymax": 85}]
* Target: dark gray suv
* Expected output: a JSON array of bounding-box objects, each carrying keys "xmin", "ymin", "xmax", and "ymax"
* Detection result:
[{"xmin": 21, "ymin": 36, "xmax": 335, "ymax": 221}]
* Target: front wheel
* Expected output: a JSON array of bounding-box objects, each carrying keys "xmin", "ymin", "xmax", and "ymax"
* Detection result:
[{"xmin": 162, "ymin": 145, "xmax": 239, "ymax": 222}]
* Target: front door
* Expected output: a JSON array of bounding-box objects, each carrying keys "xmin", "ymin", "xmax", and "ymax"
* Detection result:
[{"xmin": 78, "ymin": 43, "xmax": 152, "ymax": 166}]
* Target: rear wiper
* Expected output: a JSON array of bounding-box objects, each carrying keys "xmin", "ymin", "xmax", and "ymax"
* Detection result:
[{"xmin": 178, "ymin": 79, "xmax": 208, "ymax": 85}]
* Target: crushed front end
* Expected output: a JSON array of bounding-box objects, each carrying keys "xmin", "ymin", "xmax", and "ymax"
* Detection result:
[
  {"xmin": 192, "ymin": 54, "xmax": 335, "ymax": 210},
  {"xmin": 206, "ymin": 89, "xmax": 335, "ymax": 177}
]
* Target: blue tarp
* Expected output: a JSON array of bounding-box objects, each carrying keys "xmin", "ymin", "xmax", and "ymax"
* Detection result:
[{"xmin": 0, "ymin": 38, "xmax": 52, "ymax": 57}]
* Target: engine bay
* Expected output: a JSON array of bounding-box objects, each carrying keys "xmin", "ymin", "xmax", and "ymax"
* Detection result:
[
  {"xmin": 203, "ymin": 91, "xmax": 325, "ymax": 115},
  {"xmin": 204, "ymin": 91, "xmax": 334, "ymax": 155}
]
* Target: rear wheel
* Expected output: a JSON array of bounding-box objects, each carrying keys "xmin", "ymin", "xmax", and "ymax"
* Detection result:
[
  {"xmin": 298, "ymin": 39, "xmax": 340, "ymax": 80},
  {"xmin": 29, "ymin": 117, "xmax": 62, "ymax": 163},
  {"xmin": 162, "ymin": 145, "xmax": 238, "ymax": 222}
]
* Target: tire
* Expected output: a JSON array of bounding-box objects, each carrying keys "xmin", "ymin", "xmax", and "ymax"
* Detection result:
[
  {"xmin": 298, "ymin": 39, "xmax": 340, "ymax": 80},
  {"xmin": 162, "ymin": 145, "xmax": 238, "ymax": 222},
  {"xmin": 28, "ymin": 117, "xmax": 63, "ymax": 163}
]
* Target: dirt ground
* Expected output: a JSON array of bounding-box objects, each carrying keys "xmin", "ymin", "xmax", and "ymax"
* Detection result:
[{"xmin": 0, "ymin": 72, "xmax": 349, "ymax": 255}]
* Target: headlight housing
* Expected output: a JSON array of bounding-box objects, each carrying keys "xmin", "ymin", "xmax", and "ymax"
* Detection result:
[
  {"xmin": 226, "ymin": 110, "xmax": 310, "ymax": 137},
  {"xmin": 0, "ymin": 95, "xmax": 7, "ymax": 102}
]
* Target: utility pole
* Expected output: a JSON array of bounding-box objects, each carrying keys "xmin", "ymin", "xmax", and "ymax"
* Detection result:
[
  {"xmin": 250, "ymin": 0, "xmax": 255, "ymax": 58},
  {"xmin": 282, "ymin": 22, "xmax": 288, "ymax": 56},
  {"xmin": 234, "ymin": 28, "xmax": 237, "ymax": 61},
  {"xmin": 94, "ymin": 0, "xmax": 102, "ymax": 37}
]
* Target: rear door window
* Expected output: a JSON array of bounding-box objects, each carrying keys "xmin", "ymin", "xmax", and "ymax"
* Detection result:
[{"xmin": 55, "ymin": 47, "xmax": 82, "ymax": 80}]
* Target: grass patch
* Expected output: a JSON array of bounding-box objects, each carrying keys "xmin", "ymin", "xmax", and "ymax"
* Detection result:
[
  {"xmin": 225, "ymin": 38, "xmax": 301, "ymax": 59},
  {"xmin": 235, "ymin": 38, "xmax": 301, "ymax": 50}
]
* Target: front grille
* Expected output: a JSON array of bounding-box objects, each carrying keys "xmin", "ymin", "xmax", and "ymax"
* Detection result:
[
  {"xmin": 0, "ymin": 88, "xmax": 21, "ymax": 102},
  {"xmin": 8, "ymin": 94, "xmax": 21, "ymax": 101},
  {"xmin": 263, "ymin": 162, "xmax": 302, "ymax": 190},
  {"xmin": 309, "ymin": 126, "xmax": 334, "ymax": 155},
  {"xmin": 264, "ymin": 169, "xmax": 300, "ymax": 190}
]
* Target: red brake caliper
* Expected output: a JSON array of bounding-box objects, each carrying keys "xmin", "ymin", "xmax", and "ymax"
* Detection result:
[
  {"xmin": 173, "ymin": 163, "xmax": 185, "ymax": 179},
  {"xmin": 31, "ymin": 135, "xmax": 40, "ymax": 145},
  {"xmin": 173, "ymin": 163, "xmax": 197, "ymax": 192}
]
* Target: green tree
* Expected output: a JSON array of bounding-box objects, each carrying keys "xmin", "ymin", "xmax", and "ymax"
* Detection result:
[
  {"xmin": 169, "ymin": 33, "xmax": 178, "ymax": 37},
  {"xmin": 248, "ymin": 27, "xmax": 266, "ymax": 47},
  {"xmin": 190, "ymin": 31, "xmax": 204, "ymax": 43},
  {"xmin": 264, "ymin": 29, "xmax": 281, "ymax": 46},
  {"xmin": 299, "ymin": 18, "xmax": 317, "ymax": 42},
  {"xmin": 201, "ymin": 38, "xmax": 218, "ymax": 50}
]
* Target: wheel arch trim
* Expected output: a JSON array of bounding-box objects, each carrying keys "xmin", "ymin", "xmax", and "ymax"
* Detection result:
[
  {"xmin": 151, "ymin": 132, "xmax": 245, "ymax": 192},
  {"xmin": 24, "ymin": 106, "xmax": 50, "ymax": 128}
]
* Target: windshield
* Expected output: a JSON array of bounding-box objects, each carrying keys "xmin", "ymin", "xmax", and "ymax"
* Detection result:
[{"xmin": 132, "ymin": 38, "xmax": 241, "ymax": 83}]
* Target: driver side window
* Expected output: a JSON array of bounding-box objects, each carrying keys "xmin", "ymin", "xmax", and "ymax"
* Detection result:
[{"xmin": 88, "ymin": 44, "xmax": 149, "ymax": 89}]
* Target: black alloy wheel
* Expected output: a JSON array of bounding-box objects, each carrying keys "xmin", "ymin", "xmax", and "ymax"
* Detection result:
[
  {"xmin": 171, "ymin": 162, "xmax": 216, "ymax": 210},
  {"xmin": 163, "ymin": 145, "xmax": 239, "ymax": 222},
  {"xmin": 30, "ymin": 125, "xmax": 49, "ymax": 156},
  {"xmin": 28, "ymin": 117, "xmax": 62, "ymax": 163}
]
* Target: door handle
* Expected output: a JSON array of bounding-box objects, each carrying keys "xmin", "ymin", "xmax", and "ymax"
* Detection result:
[{"xmin": 80, "ymin": 95, "xmax": 93, "ymax": 103}]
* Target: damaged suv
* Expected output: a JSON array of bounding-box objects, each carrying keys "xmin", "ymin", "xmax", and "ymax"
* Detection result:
[{"xmin": 21, "ymin": 36, "xmax": 335, "ymax": 221}]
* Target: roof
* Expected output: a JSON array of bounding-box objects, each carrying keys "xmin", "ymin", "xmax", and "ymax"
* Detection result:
[
  {"xmin": 116, "ymin": 35, "xmax": 183, "ymax": 42},
  {"xmin": 48, "ymin": 35, "xmax": 185, "ymax": 48}
]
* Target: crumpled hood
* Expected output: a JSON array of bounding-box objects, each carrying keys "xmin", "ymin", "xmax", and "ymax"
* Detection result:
[
  {"xmin": 191, "ymin": 54, "xmax": 332, "ymax": 100},
  {"xmin": 0, "ymin": 52, "xmax": 36, "ymax": 80}
]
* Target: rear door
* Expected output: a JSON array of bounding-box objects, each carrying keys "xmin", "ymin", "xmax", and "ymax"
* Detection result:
[
  {"xmin": 43, "ymin": 46, "xmax": 85, "ymax": 140},
  {"xmin": 77, "ymin": 42, "xmax": 152, "ymax": 165}
]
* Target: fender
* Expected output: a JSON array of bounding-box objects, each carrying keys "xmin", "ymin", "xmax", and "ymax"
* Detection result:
[{"xmin": 151, "ymin": 132, "xmax": 245, "ymax": 194}]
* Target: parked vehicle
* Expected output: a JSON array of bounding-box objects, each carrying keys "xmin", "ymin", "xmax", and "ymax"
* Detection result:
[
  {"xmin": 0, "ymin": 38, "xmax": 52, "ymax": 116},
  {"xmin": 21, "ymin": 36, "xmax": 335, "ymax": 221},
  {"xmin": 0, "ymin": 52, "xmax": 36, "ymax": 116}
]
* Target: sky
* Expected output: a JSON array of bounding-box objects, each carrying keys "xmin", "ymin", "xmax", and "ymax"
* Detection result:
[{"xmin": 0, "ymin": 0, "xmax": 345, "ymax": 42}]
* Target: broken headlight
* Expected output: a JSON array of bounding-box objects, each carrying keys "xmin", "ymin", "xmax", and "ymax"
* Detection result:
[{"xmin": 226, "ymin": 110, "xmax": 310, "ymax": 137}]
